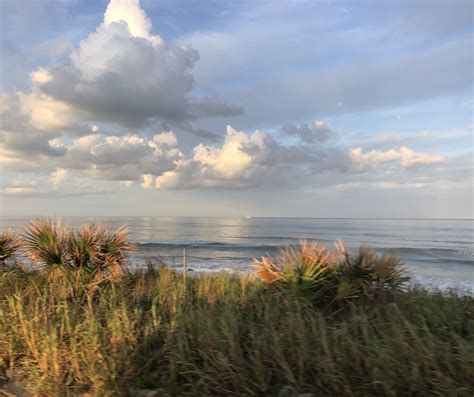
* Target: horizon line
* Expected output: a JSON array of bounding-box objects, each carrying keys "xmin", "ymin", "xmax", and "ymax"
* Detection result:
[{"xmin": 1, "ymin": 215, "xmax": 473, "ymax": 221}]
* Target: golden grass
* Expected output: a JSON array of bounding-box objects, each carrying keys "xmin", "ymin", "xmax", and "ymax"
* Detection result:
[
  {"xmin": 0, "ymin": 221, "xmax": 472, "ymax": 396},
  {"xmin": 0, "ymin": 266, "xmax": 472, "ymax": 396}
]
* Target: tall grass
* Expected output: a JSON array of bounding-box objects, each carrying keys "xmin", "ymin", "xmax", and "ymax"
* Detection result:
[
  {"xmin": 0, "ymin": 267, "xmax": 473, "ymax": 396},
  {"xmin": 0, "ymin": 223, "xmax": 472, "ymax": 396}
]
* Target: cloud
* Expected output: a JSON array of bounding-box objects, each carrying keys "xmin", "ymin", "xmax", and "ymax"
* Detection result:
[
  {"xmin": 120, "ymin": 180, "xmax": 134, "ymax": 188},
  {"xmin": 1, "ymin": 172, "xmax": 115, "ymax": 198},
  {"xmin": 17, "ymin": 0, "xmax": 242, "ymax": 131},
  {"xmin": 103, "ymin": 0, "xmax": 156, "ymax": 42},
  {"xmin": 0, "ymin": 185, "xmax": 113, "ymax": 197},
  {"xmin": 155, "ymin": 125, "xmax": 311, "ymax": 189},
  {"xmin": 19, "ymin": 87, "xmax": 78, "ymax": 131},
  {"xmin": 1, "ymin": 187, "xmax": 34, "ymax": 195},
  {"xmin": 281, "ymin": 120, "xmax": 333, "ymax": 143},
  {"xmin": 182, "ymin": 1, "xmax": 472, "ymax": 129},
  {"xmin": 334, "ymin": 181, "xmax": 426, "ymax": 191},
  {"xmin": 0, "ymin": 96, "xmax": 67, "ymax": 172},
  {"xmin": 375, "ymin": 130, "xmax": 433, "ymax": 144},
  {"xmin": 62, "ymin": 131, "xmax": 183, "ymax": 181},
  {"xmin": 141, "ymin": 173, "xmax": 154, "ymax": 189},
  {"xmin": 1, "ymin": 113, "xmax": 448, "ymax": 193},
  {"xmin": 188, "ymin": 97, "xmax": 243, "ymax": 119},
  {"xmin": 154, "ymin": 125, "xmax": 263, "ymax": 189},
  {"xmin": 153, "ymin": 125, "xmax": 444, "ymax": 190},
  {"xmin": 349, "ymin": 146, "xmax": 445, "ymax": 172},
  {"xmin": 51, "ymin": 168, "xmax": 68, "ymax": 185}
]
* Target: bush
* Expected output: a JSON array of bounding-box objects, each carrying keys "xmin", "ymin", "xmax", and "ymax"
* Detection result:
[
  {"xmin": 22, "ymin": 219, "xmax": 135, "ymax": 274},
  {"xmin": 253, "ymin": 240, "xmax": 409, "ymax": 307},
  {"xmin": 23, "ymin": 219, "xmax": 69, "ymax": 269},
  {"xmin": 336, "ymin": 240, "xmax": 409, "ymax": 299},
  {"xmin": 0, "ymin": 229, "xmax": 22, "ymax": 266}
]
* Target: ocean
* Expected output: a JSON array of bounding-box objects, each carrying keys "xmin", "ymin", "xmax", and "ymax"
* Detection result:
[{"xmin": 1, "ymin": 217, "xmax": 473, "ymax": 292}]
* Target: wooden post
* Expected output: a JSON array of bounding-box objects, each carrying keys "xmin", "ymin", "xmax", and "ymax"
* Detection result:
[{"xmin": 183, "ymin": 248, "xmax": 187, "ymax": 284}]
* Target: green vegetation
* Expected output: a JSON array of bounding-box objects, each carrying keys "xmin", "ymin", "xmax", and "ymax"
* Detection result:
[
  {"xmin": 22, "ymin": 219, "xmax": 135, "ymax": 279},
  {"xmin": 0, "ymin": 230, "xmax": 22, "ymax": 266},
  {"xmin": 0, "ymin": 221, "xmax": 473, "ymax": 396},
  {"xmin": 252, "ymin": 239, "xmax": 409, "ymax": 308}
]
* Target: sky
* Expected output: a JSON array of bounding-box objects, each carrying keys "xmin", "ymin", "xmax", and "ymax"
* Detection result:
[{"xmin": 0, "ymin": 0, "xmax": 472, "ymax": 218}]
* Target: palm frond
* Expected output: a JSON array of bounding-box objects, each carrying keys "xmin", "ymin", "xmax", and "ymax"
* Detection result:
[
  {"xmin": 254, "ymin": 239, "xmax": 409, "ymax": 306},
  {"xmin": 23, "ymin": 218, "xmax": 68, "ymax": 268},
  {"xmin": 337, "ymin": 246, "xmax": 409, "ymax": 299},
  {"xmin": 0, "ymin": 229, "xmax": 22, "ymax": 264},
  {"xmin": 94, "ymin": 224, "xmax": 136, "ymax": 273},
  {"xmin": 68, "ymin": 223, "xmax": 100, "ymax": 269},
  {"xmin": 253, "ymin": 240, "xmax": 340, "ymax": 304}
]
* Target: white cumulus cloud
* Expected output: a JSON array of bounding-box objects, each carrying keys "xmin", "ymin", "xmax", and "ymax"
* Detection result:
[
  {"xmin": 51, "ymin": 168, "xmax": 68, "ymax": 185},
  {"xmin": 15, "ymin": 0, "xmax": 242, "ymax": 131},
  {"xmin": 62, "ymin": 131, "xmax": 183, "ymax": 182},
  {"xmin": 349, "ymin": 146, "xmax": 445, "ymax": 172}
]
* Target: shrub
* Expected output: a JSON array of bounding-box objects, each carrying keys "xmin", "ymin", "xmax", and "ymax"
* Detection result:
[
  {"xmin": 22, "ymin": 219, "xmax": 135, "ymax": 279},
  {"xmin": 336, "ymin": 240, "xmax": 410, "ymax": 300},
  {"xmin": 0, "ymin": 229, "xmax": 22, "ymax": 266},
  {"xmin": 68, "ymin": 223, "xmax": 135, "ymax": 277},
  {"xmin": 93, "ymin": 224, "xmax": 136, "ymax": 277},
  {"xmin": 253, "ymin": 240, "xmax": 343, "ymax": 305},
  {"xmin": 68, "ymin": 223, "xmax": 99, "ymax": 269},
  {"xmin": 253, "ymin": 240, "xmax": 409, "ymax": 307},
  {"xmin": 23, "ymin": 219, "xmax": 68, "ymax": 269}
]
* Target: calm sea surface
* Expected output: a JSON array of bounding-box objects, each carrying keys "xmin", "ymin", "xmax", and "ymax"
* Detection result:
[{"xmin": 1, "ymin": 217, "xmax": 473, "ymax": 292}]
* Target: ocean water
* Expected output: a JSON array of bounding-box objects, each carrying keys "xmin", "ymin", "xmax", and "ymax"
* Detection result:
[{"xmin": 1, "ymin": 217, "xmax": 473, "ymax": 292}]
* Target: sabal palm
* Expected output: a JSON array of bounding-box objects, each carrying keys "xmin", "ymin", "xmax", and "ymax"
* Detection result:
[
  {"xmin": 23, "ymin": 219, "xmax": 68, "ymax": 268},
  {"xmin": 68, "ymin": 224, "xmax": 100, "ymax": 269},
  {"xmin": 23, "ymin": 219, "xmax": 135, "ymax": 276},
  {"xmin": 0, "ymin": 229, "xmax": 22, "ymax": 265},
  {"xmin": 94, "ymin": 225, "xmax": 135, "ymax": 274},
  {"xmin": 336, "ymin": 240, "xmax": 409, "ymax": 299},
  {"xmin": 253, "ymin": 240, "xmax": 340, "ymax": 303}
]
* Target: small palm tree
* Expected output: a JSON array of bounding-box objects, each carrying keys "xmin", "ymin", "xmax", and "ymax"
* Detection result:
[
  {"xmin": 336, "ymin": 240, "xmax": 409, "ymax": 300},
  {"xmin": 23, "ymin": 219, "xmax": 68, "ymax": 269},
  {"xmin": 253, "ymin": 240, "xmax": 341, "ymax": 304},
  {"xmin": 0, "ymin": 229, "xmax": 22, "ymax": 266},
  {"xmin": 254, "ymin": 240, "xmax": 409, "ymax": 308},
  {"xmin": 94, "ymin": 224, "xmax": 135, "ymax": 277},
  {"xmin": 68, "ymin": 223, "xmax": 100, "ymax": 270}
]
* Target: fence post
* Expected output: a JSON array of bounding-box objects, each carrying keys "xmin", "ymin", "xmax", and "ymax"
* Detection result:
[{"xmin": 183, "ymin": 248, "xmax": 187, "ymax": 284}]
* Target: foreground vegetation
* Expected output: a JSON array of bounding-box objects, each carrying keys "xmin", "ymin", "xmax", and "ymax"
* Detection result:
[{"xmin": 0, "ymin": 222, "xmax": 473, "ymax": 396}]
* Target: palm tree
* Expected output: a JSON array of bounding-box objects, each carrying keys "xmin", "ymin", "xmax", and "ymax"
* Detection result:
[{"xmin": 0, "ymin": 229, "xmax": 22, "ymax": 266}]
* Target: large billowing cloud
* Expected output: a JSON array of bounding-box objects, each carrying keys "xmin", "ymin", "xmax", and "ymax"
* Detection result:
[
  {"xmin": 0, "ymin": 0, "xmax": 454, "ymax": 200},
  {"xmin": 15, "ymin": 0, "xmax": 242, "ymax": 131},
  {"xmin": 153, "ymin": 126, "xmax": 445, "ymax": 190},
  {"xmin": 62, "ymin": 131, "xmax": 183, "ymax": 181},
  {"xmin": 44, "ymin": 125, "xmax": 442, "ymax": 190},
  {"xmin": 0, "ymin": 121, "xmax": 447, "ymax": 193}
]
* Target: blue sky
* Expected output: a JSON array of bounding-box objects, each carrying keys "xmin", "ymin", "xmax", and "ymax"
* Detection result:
[{"xmin": 0, "ymin": 0, "xmax": 472, "ymax": 218}]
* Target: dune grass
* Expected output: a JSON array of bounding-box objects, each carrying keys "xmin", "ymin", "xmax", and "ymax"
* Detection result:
[
  {"xmin": 0, "ymin": 266, "xmax": 472, "ymax": 396},
  {"xmin": 0, "ymin": 221, "xmax": 473, "ymax": 396}
]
